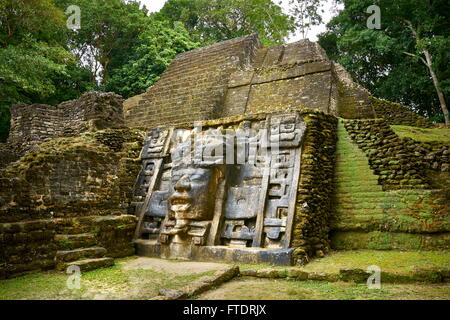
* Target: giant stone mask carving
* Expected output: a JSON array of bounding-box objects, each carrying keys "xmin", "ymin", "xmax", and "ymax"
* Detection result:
[{"xmin": 169, "ymin": 167, "xmax": 222, "ymax": 221}]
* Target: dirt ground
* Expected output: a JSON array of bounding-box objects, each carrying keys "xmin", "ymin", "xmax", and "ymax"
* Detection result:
[
  {"xmin": 122, "ymin": 257, "xmax": 228, "ymax": 275},
  {"xmin": 0, "ymin": 257, "xmax": 228, "ymax": 300}
]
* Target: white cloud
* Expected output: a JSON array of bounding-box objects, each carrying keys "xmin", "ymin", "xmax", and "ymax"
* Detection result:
[
  {"xmin": 136, "ymin": 0, "xmax": 342, "ymax": 42},
  {"xmin": 138, "ymin": 0, "xmax": 166, "ymax": 12}
]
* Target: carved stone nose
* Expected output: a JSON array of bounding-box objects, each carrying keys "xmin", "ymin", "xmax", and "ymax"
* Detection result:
[{"xmin": 174, "ymin": 175, "xmax": 191, "ymax": 191}]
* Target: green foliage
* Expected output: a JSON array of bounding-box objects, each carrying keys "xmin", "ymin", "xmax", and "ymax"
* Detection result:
[
  {"xmin": 157, "ymin": 0, "xmax": 295, "ymax": 46},
  {"xmin": 106, "ymin": 21, "xmax": 200, "ymax": 98},
  {"xmin": 0, "ymin": 0, "xmax": 97, "ymax": 141},
  {"xmin": 54, "ymin": 0, "xmax": 150, "ymax": 84},
  {"xmin": 0, "ymin": 0, "xmax": 66, "ymax": 46},
  {"xmin": 319, "ymin": 0, "xmax": 450, "ymax": 119},
  {"xmin": 287, "ymin": 0, "xmax": 324, "ymax": 39},
  {"xmin": 0, "ymin": 41, "xmax": 71, "ymax": 100},
  {"xmin": 0, "ymin": 40, "xmax": 72, "ymax": 140}
]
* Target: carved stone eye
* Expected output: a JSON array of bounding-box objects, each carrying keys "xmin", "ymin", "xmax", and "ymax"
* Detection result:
[
  {"xmin": 172, "ymin": 175, "xmax": 181, "ymax": 182},
  {"xmin": 190, "ymin": 175, "xmax": 202, "ymax": 181}
]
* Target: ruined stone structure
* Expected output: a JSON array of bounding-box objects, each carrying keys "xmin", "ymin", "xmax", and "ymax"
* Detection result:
[
  {"xmin": 133, "ymin": 113, "xmax": 309, "ymax": 264},
  {"xmin": 1, "ymin": 34, "xmax": 448, "ymax": 279},
  {"xmin": 124, "ymin": 34, "xmax": 374, "ymax": 129}
]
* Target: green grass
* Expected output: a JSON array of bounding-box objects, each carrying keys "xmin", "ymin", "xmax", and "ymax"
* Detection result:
[
  {"xmin": 0, "ymin": 257, "xmax": 216, "ymax": 300},
  {"xmin": 391, "ymin": 125, "xmax": 450, "ymax": 144},
  {"xmin": 238, "ymin": 250, "xmax": 450, "ymax": 277},
  {"xmin": 300, "ymin": 250, "xmax": 450, "ymax": 275},
  {"xmin": 1, "ymin": 253, "xmax": 449, "ymax": 300},
  {"xmin": 199, "ymin": 278, "xmax": 450, "ymax": 300}
]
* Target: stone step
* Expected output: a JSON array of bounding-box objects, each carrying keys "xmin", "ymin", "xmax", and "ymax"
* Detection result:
[
  {"xmin": 335, "ymin": 209, "xmax": 423, "ymax": 217},
  {"xmin": 335, "ymin": 186, "xmax": 383, "ymax": 193},
  {"xmin": 54, "ymin": 233, "xmax": 97, "ymax": 250},
  {"xmin": 335, "ymin": 202, "xmax": 408, "ymax": 210},
  {"xmin": 335, "ymin": 169, "xmax": 376, "ymax": 174},
  {"xmin": 333, "ymin": 178, "xmax": 380, "ymax": 185},
  {"xmin": 335, "ymin": 160, "xmax": 368, "ymax": 164},
  {"xmin": 335, "ymin": 163, "xmax": 370, "ymax": 167},
  {"xmin": 335, "ymin": 197, "xmax": 403, "ymax": 205},
  {"xmin": 56, "ymin": 257, "xmax": 114, "ymax": 272},
  {"xmin": 337, "ymin": 190, "xmax": 437, "ymax": 198},
  {"xmin": 55, "ymin": 247, "xmax": 106, "ymax": 263},
  {"xmin": 334, "ymin": 171, "xmax": 377, "ymax": 177}
]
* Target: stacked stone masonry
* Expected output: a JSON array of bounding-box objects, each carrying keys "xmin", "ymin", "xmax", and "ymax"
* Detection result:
[
  {"xmin": 332, "ymin": 121, "xmax": 449, "ymax": 250},
  {"xmin": 0, "ymin": 34, "xmax": 448, "ymax": 276},
  {"xmin": 125, "ymin": 34, "xmax": 262, "ymax": 128},
  {"xmin": 343, "ymin": 119, "xmax": 431, "ymax": 190},
  {"xmin": 124, "ymin": 35, "xmax": 375, "ymax": 128},
  {"xmin": 291, "ymin": 112, "xmax": 338, "ymax": 263},
  {"xmin": 0, "ymin": 129, "xmax": 143, "ymax": 223},
  {"xmin": 0, "ymin": 91, "xmax": 125, "ymax": 168},
  {"xmin": 332, "ymin": 63, "xmax": 375, "ymax": 119},
  {"xmin": 372, "ymin": 97, "xmax": 435, "ymax": 128},
  {"xmin": 0, "ymin": 215, "xmax": 136, "ymax": 279}
]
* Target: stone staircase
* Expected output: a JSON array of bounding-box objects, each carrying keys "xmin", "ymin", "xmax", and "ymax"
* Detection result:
[
  {"xmin": 54, "ymin": 233, "xmax": 114, "ymax": 272},
  {"xmin": 334, "ymin": 120, "xmax": 409, "ymax": 220},
  {"xmin": 331, "ymin": 120, "xmax": 449, "ymax": 249}
]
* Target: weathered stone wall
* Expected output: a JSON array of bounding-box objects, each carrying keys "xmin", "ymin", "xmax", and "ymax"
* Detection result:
[
  {"xmin": 2, "ymin": 33, "xmax": 447, "ymax": 274},
  {"xmin": 0, "ymin": 144, "xmax": 22, "ymax": 172},
  {"xmin": 410, "ymin": 140, "xmax": 450, "ymax": 173},
  {"xmin": 8, "ymin": 104, "xmax": 64, "ymax": 146},
  {"xmin": 291, "ymin": 111, "xmax": 338, "ymax": 263},
  {"xmin": 2, "ymin": 104, "xmax": 65, "ymax": 167},
  {"xmin": 0, "ymin": 128, "xmax": 143, "ymax": 223},
  {"xmin": 224, "ymin": 40, "xmax": 336, "ymax": 117},
  {"xmin": 372, "ymin": 97, "xmax": 435, "ymax": 128},
  {"xmin": 58, "ymin": 91, "xmax": 125, "ymax": 135},
  {"xmin": 124, "ymin": 34, "xmax": 261, "ymax": 129},
  {"xmin": 343, "ymin": 119, "xmax": 431, "ymax": 190},
  {"xmin": 124, "ymin": 36, "xmax": 376, "ymax": 130},
  {"xmin": 2, "ymin": 92, "xmax": 125, "ymax": 169},
  {"xmin": 332, "ymin": 63, "xmax": 375, "ymax": 119},
  {"xmin": 331, "ymin": 120, "xmax": 450, "ymax": 250},
  {"xmin": 0, "ymin": 215, "xmax": 136, "ymax": 279}
]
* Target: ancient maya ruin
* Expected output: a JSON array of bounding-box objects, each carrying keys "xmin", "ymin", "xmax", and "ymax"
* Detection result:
[{"xmin": 0, "ymin": 34, "xmax": 449, "ymax": 279}]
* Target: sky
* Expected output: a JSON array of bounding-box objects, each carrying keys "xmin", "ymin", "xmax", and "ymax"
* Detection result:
[{"xmin": 137, "ymin": 0, "xmax": 343, "ymax": 42}]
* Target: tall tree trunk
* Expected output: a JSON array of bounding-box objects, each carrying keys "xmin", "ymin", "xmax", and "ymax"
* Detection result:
[
  {"xmin": 404, "ymin": 19, "xmax": 449, "ymax": 125},
  {"xmin": 102, "ymin": 58, "xmax": 110, "ymax": 87},
  {"xmin": 423, "ymin": 50, "xmax": 450, "ymax": 125}
]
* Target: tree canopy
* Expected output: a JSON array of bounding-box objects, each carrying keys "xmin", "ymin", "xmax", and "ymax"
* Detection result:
[
  {"xmin": 319, "ymin": 0, "xmax": 450, "ymax": 122},
  {"xmin": 106, "ymin": 20, "xmax": 200, "ymax": 98},
  {"xmin": 1, "ymin": 0, "xmax": 448, "ymax": 141},
  {"xmin": 156, "ymin": 0, "xmax": 295, "ymax": 46},
  {"xmin": 0, "ymin": 0, "xmax": 93, "ymax": 141}
]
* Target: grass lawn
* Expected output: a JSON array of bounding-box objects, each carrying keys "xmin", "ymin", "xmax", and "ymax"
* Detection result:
[
  {"xmin": 239, "ymin": 250, "xmax": 450, "ymax": 278},
  {"xmin": 199, "ymin": 278, "xmax": 450, "ymax": 300},
  {"xmin": 0, "ymin": 257, "xmax": 217, "ymax": 300},
  {"xmin": 391, "ymin": 125, "xmax": 450, "ymax": 144},
  {"xmin": 1, "ymin": 252, "xmax": 449, "ymax": 300}
]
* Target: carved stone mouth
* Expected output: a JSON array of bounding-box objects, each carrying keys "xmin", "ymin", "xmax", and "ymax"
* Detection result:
[
  {"xmin": 170, "ymin": 194, "xmax": 191, "ymax": 211},
  {"xmin": 171, "ymin": 199, "xmax": 189, "ymax": 205}
]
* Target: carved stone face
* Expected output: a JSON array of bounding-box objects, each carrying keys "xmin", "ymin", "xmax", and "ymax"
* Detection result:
[{"xmin": 169, "ymin": 167, "xmax": 221, "ymax": 221}]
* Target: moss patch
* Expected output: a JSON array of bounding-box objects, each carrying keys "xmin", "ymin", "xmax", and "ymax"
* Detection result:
[
  {"xmin": 238, "ymin": 250, "xmax": 450, "ymax": 283},
  {"xmin": 391, "ymin": 125, "xmax": 450, "ymax": 145},
  {"xmin": 0, "ymin": 257, "xmax": 216, "ymax": 300},
  {"xmin": 199, "ymin": 278, "xmax": 450, "ymax": 300},
  {"xmin": 299, "ymin": 250, "xmax": 449, "ymax": 275}
]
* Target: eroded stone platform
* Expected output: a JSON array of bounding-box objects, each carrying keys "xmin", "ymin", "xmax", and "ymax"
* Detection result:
[{"xmin": 135, "ymin": 240, "xmax": 295, "ymax": 266}]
